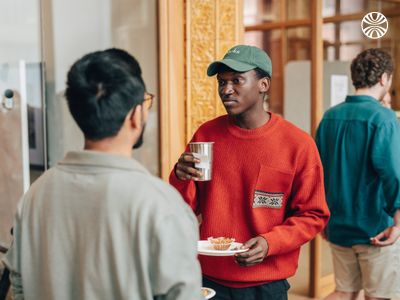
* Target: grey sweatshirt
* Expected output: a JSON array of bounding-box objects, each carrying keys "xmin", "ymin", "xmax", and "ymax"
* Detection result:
[{"xmin": 3, "ymin": 151, "xmax": 202, "ymax": 300}]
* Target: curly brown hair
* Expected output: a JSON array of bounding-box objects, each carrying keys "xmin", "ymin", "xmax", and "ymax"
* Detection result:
[{"xmin": 350, "ymin": 48, "xmax": 394, "ymax": 89}]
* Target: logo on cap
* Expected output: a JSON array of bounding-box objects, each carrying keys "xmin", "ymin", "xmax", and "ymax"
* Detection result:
[
  {"xmin": 361, "ymin": 12, "xmax": 388, "ymax": 39},
  {"xmin": 228, "ymin": 48, "xmax": 240, "ymax": 54}
]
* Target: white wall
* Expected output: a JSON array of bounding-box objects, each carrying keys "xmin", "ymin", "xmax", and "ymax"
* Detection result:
[
  {"xmin": 46, "ymin": 0, "xmax": 159, "ymax": 174},
  {"xmin": 51, "ymin": 0, "xmax": 112, "ymax": 93},
  {"xmin": 0, "ymin": 0, "xmax": 41, "ymax": 64}
]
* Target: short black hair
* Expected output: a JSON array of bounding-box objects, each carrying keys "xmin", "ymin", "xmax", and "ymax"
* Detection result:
[
  {"xmin": 350, "ymin": 48, "xmax": 394, "ymax": 89},
  {"xmin": 65, "ymin": 48, "xmax": 145, "ymax": 140},
  {"xmin": 254, "ymin": 67, "xmax": 271, "ymax": 80}
]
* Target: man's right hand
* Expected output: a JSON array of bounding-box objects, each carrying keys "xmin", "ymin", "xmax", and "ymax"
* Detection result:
[
  {"xmin": 175, "ymin": 152, "xmax": 203, "ymax": 181},
  {"xmin": 370, "ymin": 225, "xmax": 400, "ymax": 247}
]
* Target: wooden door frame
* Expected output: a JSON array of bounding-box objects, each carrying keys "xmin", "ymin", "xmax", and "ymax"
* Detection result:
[
  {"xmin": 158, "ymin": 0, "xmax": 186, "ymax": 180},
  {"xmin": 310, "ymin": 0, "xmax": 324, "ymax": 298}
]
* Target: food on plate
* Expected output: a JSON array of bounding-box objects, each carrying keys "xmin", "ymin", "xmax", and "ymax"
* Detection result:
[
  {"xmin": 208, "ymin": 237, "xmax": 235, "ymax": 250},
  {"xmin": 201, "ymin": 288, "xmax": 210, "ymax": 297}
]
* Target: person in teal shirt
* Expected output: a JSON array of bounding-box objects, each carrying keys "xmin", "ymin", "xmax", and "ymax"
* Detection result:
[{"xmin": 316, "ymin": 48, "xmax": 400, "ymax": 300}]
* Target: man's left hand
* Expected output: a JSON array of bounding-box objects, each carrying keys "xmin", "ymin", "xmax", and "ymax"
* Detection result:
[
  {"xmin": 370, "ymin": 225, "xmax": 400, "ymax": 246},
  {"xmin": 235, "ymin": 236, "xmax": 268, "ymax": 267}
]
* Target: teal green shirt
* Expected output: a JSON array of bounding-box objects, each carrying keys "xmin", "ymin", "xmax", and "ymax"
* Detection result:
[{"xmin": 316, "ymin": 95, "xmax": 400, "ymax": 246}]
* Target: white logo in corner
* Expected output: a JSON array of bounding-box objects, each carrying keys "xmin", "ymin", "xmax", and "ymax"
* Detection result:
[
  {"xmin": 361, "ymin": 12, "xmax": 388, "ymax": 39},
  {"xmin": 253, "ymin": 190, "xmax": 283, "ymax": 208}
]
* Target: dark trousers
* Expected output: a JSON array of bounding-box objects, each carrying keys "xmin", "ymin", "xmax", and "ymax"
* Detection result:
[
  {"xmin": 203, "ymin": 277, "xmax": 290, "ymax": 300},
  {"xmin": 0, "ymin": 268, "xmax": 10, "ymax": 300}
]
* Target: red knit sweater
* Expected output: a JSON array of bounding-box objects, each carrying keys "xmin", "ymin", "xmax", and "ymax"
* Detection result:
[{"xmin": 169, "ymin": 113, "xmax": 330, "ymax": 288}]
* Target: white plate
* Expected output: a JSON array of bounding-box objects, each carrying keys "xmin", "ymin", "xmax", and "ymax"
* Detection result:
[
  {"xmin": 197, "ymin": 240, "xmax": 248, "ymax": 256},
  {"xmin": 201, "ymin": 287, "xmax": 216, "ymax": 299}
]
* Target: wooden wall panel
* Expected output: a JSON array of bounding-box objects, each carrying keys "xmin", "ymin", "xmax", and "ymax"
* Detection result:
[{"xmin": 186, "ymin": 0, "xmax": 244, "ymax": 140}]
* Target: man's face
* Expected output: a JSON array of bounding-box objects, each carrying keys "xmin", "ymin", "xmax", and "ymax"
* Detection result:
[
  {"xmin": 132, "ymin": 93, "xmax": 152, "ymax": 149},
  {"xmin": 217, "ymin": 70, "xmax": 266, "ymax": 116}
]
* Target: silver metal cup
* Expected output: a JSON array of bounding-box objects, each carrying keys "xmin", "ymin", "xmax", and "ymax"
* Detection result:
[{"xmin": 189, "ymin": 142, "xmax": 214, "ymax": 181}]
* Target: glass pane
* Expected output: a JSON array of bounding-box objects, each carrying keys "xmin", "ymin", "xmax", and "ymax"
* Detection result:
[
  {"xmin": 368, "ymin": 0, "xmax": 399, "ymax": 11},
  {"xmin": 244, "ymin": 31, "xmax": 264, "ymax": 46},
  {"xmin": 244, "ymin": 0, "xmax": 281, "ymax": 26},
  {"xmin": 322, "ymin": 2, "xmax": 400, "ymax": 110},
  {"xmin": 341, "ymin": 21, "xmax": 363, "ymax": 43},
  {"xmin": 287, "ymin": 27, "xmax": 311, "ymax": 61},
  {"xmin": 287, "ymin": 0, "xmax": 311, "ymax": 20},
  {"xmin": 386, "ymin": 16, "xmax": 400, "ymax": 111},
  {"xmin": 322, "ymin": 0, "xmax": 336, "ymax": 18},
  {"xmin": 339, "ymin": 45, "xmax": 363, "ymax": 61},
  {"xmin": 340, "ymin": 0, "xmax": 364, "ymax": 15},
  {"xmin": 45, "ymin": 0, "xmax": 160, "ymax": 175},
  {"xmin": 323, "ymin": 23, "xmax": 337, "ymax": 61},
  {"xmin": 339, "ymin": 21, "xmax": 371, "ymax": 60},
  {"xmin": 264, "ymin": 29, "xmax": 283, "ymax": 114},
  {"xmin": 322, "ymin": 0, "xmax": 396, "ymax": 17}
]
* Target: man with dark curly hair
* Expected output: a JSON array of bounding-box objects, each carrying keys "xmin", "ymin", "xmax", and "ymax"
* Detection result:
[{"xmin": 316, "ymin": 48, "xmax": 400, "ymax": 300}]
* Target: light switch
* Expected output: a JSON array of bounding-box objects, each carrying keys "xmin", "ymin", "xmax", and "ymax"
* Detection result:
[{"xmin": 2, "ymin": 89, "xmax": 14, "ymax": 110}]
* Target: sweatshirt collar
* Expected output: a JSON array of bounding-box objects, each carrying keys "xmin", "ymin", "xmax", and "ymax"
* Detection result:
[
  {"xmin": 227, "ymin": 112, "xmax": 280, "ymax": 139},
  {"xmin": 58, "ymin": 150, "xmax": 150, "ymax": 174}
]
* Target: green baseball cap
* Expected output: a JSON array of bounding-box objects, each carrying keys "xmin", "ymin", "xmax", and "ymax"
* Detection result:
[{"xmin": 207, "ymin": 45, "xmax": 272, "ymax": 77}]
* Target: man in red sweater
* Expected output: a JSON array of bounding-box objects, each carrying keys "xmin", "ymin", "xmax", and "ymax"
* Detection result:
[{"xmin": 169, "ymin": 45, "xmax": 330, "ymax": 299}]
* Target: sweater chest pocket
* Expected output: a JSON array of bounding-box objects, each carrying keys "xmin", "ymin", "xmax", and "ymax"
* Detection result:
[{"xmin": 252, "ymin": 165, "xmax": 294, "ymax": 209}]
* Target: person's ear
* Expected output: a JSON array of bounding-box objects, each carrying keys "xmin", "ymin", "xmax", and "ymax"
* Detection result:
[
  {"xmin": 380, "ymin": 72, "xmax": 389, "ymax": 86},
  {"xmin": 259, "ymin": 77, "xmax": 270, "ymax": 93},
  {"xmin": 129, "ymin": 105, "xmax": 142, "ymax": 130}
]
